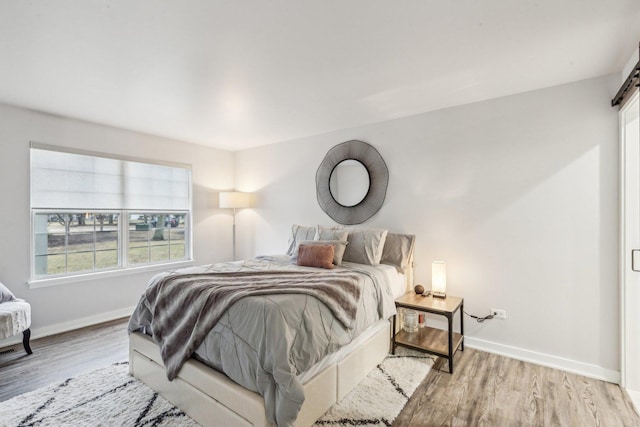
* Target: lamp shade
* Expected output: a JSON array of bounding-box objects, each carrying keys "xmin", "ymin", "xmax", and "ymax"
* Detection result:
[
  {"xmin": 219, "ymin": 191, "xmax": 252, "ymax": 209},
  {"xmin": 432, "ymin": 261, "xmax": 446, "ymax": 297}
]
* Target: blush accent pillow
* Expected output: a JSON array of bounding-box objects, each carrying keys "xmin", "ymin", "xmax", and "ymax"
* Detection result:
[
  {"xmin": 0, "ymin": 281, "xmax": 16, "ymax": 303},
  {"xmin": 297, "ymin": 239, "xmax": 348, "ymax": 266},
  {"xmin": 286, "ymin": 224, "xmax": 317, "ymax": 256},
  {"xmin": 297, "ymin": 244, "xmax": 335, "ymax": 269},
  {"xmin": 316, "ymin": 225, "xmax": 349, "ymax": 265},
  {"xmin": 380, "ymin": 233, "xmax": 416, "ymax": 274},
  {"xmin": 342, "ymin": 227, "xmax": 389, "ymax": 266}
]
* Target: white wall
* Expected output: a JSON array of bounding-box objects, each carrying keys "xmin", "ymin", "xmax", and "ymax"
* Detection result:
[
  {"xmin": 0, "ymin": 103, "xmax": 235, "ymax": 339},
  {"xmin": 622, "ymin": 46, "xmax": 638, "ymax": 84},
  {"xmin": 236, "ymin": 74, "xmax": 621, "ymax": 380}
]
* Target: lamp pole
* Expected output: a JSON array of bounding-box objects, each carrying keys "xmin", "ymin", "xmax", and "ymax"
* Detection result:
[
  {"xmin": 232, "ymin": 207, "xmax": 237, "ymax": 261},
  {"xmin": 219, "ymin": 191, "xmax": 252, "ymax": 262}
]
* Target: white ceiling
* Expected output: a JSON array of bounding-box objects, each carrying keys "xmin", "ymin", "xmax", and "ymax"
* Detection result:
[{"xmin": 1, "ymin": 1, "xmax": 639, "ymax": 151}]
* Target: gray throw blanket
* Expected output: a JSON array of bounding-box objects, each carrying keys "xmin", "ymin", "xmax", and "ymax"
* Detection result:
[{"xmin": 144, "ymin": 269, "xmax": 363, "ymax": 380}]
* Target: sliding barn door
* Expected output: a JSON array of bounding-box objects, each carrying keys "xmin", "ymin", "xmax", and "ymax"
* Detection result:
[{"xmin": 621, "ymin": 90, "xmax": 640, "ymax": 408}]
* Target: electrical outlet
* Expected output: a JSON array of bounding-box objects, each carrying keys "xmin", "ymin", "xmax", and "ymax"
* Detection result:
[{"xmin": 492, "ymin": 309, "xmax": 507, "ymax": 319}]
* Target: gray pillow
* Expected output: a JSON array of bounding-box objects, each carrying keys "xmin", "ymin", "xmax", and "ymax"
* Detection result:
[
  {"xmin": 380, "ymin": 233, "xmax": 416, "ymax": 274},
  {"xmin": 297, "ymin": 239, "xmax": 348, "ymax": 266},
  {"xmin": 0, "ymin": 281, "xmax": 16, "ymax": 303},
  {"xmin": 342, "ymin": 228, "xmax": 388, "ymax": 266},
  {"xmin": 286, "ymin": 224, "xmax": 317, "ymax": 256},
  {"xmin": 316, "ymin": 226, "xmax": 349, "ymax": 265}
]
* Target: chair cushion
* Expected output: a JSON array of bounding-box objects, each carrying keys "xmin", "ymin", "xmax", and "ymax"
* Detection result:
[{"xmin": 0, "ymin": 299, "xmax": 31, "ymax": 341}]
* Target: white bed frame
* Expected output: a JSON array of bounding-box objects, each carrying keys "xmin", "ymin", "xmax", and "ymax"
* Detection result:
[
  {"xmin": 130, "ymin": 322, "xmax": 390, "ymax": 427},
  {"xmin": 129, "ymin": 256, "xmax": 414, "ymax": 427}
]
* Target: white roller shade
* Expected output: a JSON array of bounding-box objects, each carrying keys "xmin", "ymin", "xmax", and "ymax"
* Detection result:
[{"xmin": 31, "ymin": 146, "xmax": 191, "ymax": 210}]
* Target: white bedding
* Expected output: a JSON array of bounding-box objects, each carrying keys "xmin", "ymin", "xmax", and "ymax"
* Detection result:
[
  {"xmin": 379, "ymin": 263, "xmax": 407, "ymax": 299},
  {"xmin": 298, "ymin": 319, "xmax": 389, "ymax": 384},
  {"xmin": 129, "ymin": 256, "xmax": 398, "ymax": 426},
  {"xmin": 298, "ymin": 263, "xmax": 403, "ymax": 384}
]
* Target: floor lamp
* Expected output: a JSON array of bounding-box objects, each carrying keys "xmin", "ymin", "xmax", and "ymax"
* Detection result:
[{"xmin": 219, "ymin": 191, "xmax": 252, "ymax": 261}]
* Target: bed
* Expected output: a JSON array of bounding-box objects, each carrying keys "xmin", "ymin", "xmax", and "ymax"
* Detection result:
[{"xmin": 128, "ymin": 227, "xmax": 415, "ymax": 427}]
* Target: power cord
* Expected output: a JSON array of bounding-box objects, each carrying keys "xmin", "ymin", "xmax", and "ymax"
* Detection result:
[
  {"xmin": 464, "ymin": 311, "xmax": 494, "ymax": 323},
  {"xmin": 417, "ymin": 291, "xmax": 496, "ymax": 323}
]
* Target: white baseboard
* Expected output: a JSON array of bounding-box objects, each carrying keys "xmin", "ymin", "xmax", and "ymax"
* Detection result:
[
  {"xmin": 0, "ymin": 306, "xmax": 135, "ymax": 349},
  {"xmin": 465, "ymin": 336, "xmax": 620, "ymax": 384},
  {"xmin": 625, "ymin": 389, "xmax": 640, "ymax": 416}
]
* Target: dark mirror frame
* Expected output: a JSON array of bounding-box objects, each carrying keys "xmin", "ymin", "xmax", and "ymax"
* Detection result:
[
  {"xmin": 329, "ymin": 159, "xmax": 371, "ymax": 207},
  {"xmin": 316, "ymin": 140, "xmax": 389, "ymax": 225}
]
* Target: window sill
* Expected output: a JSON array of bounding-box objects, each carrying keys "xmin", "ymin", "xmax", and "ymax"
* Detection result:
[{"xmin": 28, "ymin": 260, "xmax": 195, "ymax": 289}]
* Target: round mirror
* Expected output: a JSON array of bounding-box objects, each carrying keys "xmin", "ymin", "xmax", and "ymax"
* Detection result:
[
  {"xmin": 329, "ymin": 160, "xmax": 370, "ymax": 207},
  {"xmin": 316, "ymin": 140, "xmax": 388, "ymax": 225}
]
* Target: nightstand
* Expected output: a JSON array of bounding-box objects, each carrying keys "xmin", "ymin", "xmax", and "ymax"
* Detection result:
[{"xmin": 392, "ymin": 292, "xmax": 464, "ymax": 373}]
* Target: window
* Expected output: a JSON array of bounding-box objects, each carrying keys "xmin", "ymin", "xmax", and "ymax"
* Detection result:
[
  {"xmin": 34, "ymin": 212, "xmax": 120, "ymax": 276},
  {"xmin": 128, "ymin": 213, "xmax": 187, "ymax": 265},
  {"xmin": 30, "ymin": 144, "xmax": 192, "ymax": 280}
]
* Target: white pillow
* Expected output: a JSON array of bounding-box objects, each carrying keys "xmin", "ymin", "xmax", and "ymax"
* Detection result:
[
  {"xmin": 286, "ymin": 224, "xmax": 317, "ymax": 256},
  {"xmin": 342, "ymin": 227, "xmax": 388, "ymax": 266},
  {"xmin": 316, "ymin": 225, "xmax": 349, "ymax": 265}
]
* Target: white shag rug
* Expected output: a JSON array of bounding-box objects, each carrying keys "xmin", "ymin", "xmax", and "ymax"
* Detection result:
[
  {"xmin": 0, "ymin": 350, "xmax": 433, "ymax": 427},
  {"xmin": 314, "ymin": 349, "xmax": 434, "ymax": 427}
]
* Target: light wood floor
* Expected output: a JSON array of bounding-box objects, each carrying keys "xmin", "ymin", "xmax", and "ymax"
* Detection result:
[
  {"xmin": 396, "ymin": 349, "xmax": 640, "ymax": 427},
  {"xmin": 1, "ymin": 319, "xmax": 638, "ymax": 426}
]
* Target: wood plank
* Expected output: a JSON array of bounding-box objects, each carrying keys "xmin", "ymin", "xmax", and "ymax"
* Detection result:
[
  {"xmin": 395, "ymin": 292, "xmax": 463, "ymax": 314},
  {"xmin": 394, "ymin": 348, "xmax": 640, "ymax": 427},
  {"xmin": 395, "ymin": 327, "xmax": 463, "ymax": 357}
]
